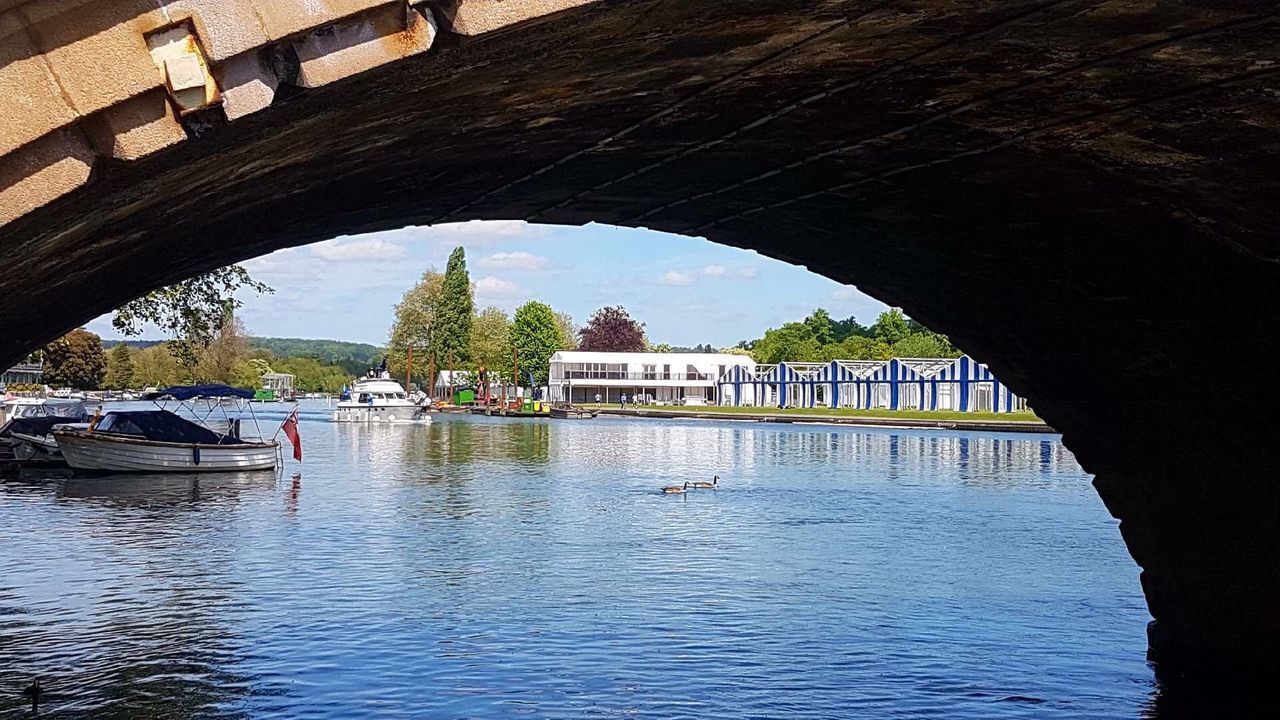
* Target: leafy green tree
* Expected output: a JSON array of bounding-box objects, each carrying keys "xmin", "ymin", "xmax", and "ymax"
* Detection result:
[
  {"xmin": 890, "ymin": 333, "xmax": 961, "ymax": 358},
  {"xmin": 112, "ymin": 265, "xmax": 272, "ymax": 367},
  {"xmin": 832, "ymin": 315, "xmax": 869, "ymax": 341},
  {"xmin": 838, "ymin": 335, "xmax": 893, "ymax": 360},
  {"xmin": 870, "ymin": 309, "xmax": 911, "ymax": 345},
  {"xmin": 130, "ymin": 345, "xmax": 181, "ymax": 387},
  {"xmin": 436, "ymin": 247, "xmax": 475, "ymax": 366},
  {"xmin": 273, "ymin": 356, "xmax": 350, "ymax": 393},
  {"xmin": 554, "ymin": 311, "xmax": 578, "ymax": 350},
  {"xmin": 192, "ymin": 316, "xmax": 250, "ymax": 384},
  {"xmin": 751, "ymin": 323, "xmax": 822, "ymax": 363},
  {"xmin": 471, "ymin": 307, "xmax": 512, "ymax": 380},
  {"xmin": 803, "ymin": 308, "xmax": 835, "ymax": 345},
  {"xmin": 510, "ymin": 301, "xmax": 562, "ymax": 386},
  {"xmin": 649, "ymin": 342, "xmax": 673, "ymax": 353},
  {"xmin": 42, "ymin": 328, "xmax": 107, "ymax": 389},
  {"xmin": 387, "ymin": 269, "xmax": 444, "ymax": 379},
  {"xmin": 230, "ymin": 358, "xmax": 273, "ymax": 389},
  {"xmin": 103, "ymin": 342, "xmax": 135, "ymax": 390}
]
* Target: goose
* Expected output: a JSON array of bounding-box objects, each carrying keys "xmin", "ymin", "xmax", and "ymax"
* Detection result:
[
  {"xmin": 691, "ymin": 475, "xmax": 719, "ymax": 489},
  {"xmin": 661, "ymin": 482, "xmax": 689, "ymax": 494}
]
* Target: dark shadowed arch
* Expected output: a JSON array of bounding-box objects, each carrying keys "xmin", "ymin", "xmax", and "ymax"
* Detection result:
[{"xmin": 2, "ymin": 0, "xmax": 1279, "ymax": 674}]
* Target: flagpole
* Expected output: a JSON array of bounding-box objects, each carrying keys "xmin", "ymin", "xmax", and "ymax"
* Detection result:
[{"xmin": 272, "ymin": 405, "xmax": 296, "ymax": 441}]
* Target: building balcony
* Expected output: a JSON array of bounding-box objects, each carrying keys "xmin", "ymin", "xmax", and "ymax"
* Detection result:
[{"xmin": 554, "ymin": 371, "xmax": 713, "ymax": 384}]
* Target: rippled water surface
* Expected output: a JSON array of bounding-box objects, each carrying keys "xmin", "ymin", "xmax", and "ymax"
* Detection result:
[{"xmin": 1, "ymin": 410, "xmax": 1158, "ymax": 717}]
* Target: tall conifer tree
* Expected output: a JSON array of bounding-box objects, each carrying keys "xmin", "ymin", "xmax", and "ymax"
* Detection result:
[{"xmin": 436, "ymin": 247, "xmax": 475, "ymax": 367}]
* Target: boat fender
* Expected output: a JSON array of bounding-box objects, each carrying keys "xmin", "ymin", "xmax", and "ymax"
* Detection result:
[{"xmin": 193, "ymin": 445, "xmax": 201, "ymax": 465}]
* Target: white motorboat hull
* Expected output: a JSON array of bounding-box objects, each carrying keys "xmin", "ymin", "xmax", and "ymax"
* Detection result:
[
  {"xmin": 332, "ymin": 406, "xmax": 430, "ymax": 423},
  {"xmin": 54, "ymin": 431, "xmax": 279, "ymax": 472}
]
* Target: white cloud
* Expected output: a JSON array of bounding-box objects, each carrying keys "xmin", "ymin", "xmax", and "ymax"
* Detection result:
[
  {"xmin": 830, "ymin": 286, "xmax": 860, "ymax": 301},
  {"xmin": 477, "ymin": 251, "xmax": 551, "ymax": 271},
  {"xmin": 658, "ymin": 271, "xmax": 694, "ymax": 286},
  {"xmin": 310, "ymin": 237, "xmax": 407, "ymax": 262},
  {"xmin": 736, "ymin": 267, "xmax": 759, "ymax": 279},
  {"xmin": 701, "ymin": 264, "xmax": 727, "ymax": 277},
  {"xmin": 475, "ymin": 276, "xmax": 521, "ymax": 297},
  {"xmin": 392, "ymin": 220, "xmax": 552, "ymax": 246}
]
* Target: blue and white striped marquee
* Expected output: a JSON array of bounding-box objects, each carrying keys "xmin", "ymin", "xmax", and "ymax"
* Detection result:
[{"xmin": 715, "ymin": 355, "xmax": 1024, "ymax": 413}]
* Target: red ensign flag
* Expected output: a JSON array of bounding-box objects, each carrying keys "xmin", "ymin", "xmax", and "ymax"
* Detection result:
[{"xmin": 281, "ymin": 409, "xmax": 302, "ymax": 462}]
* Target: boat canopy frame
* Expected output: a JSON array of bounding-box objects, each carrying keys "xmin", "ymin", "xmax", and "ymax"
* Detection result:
[{"xmin": 139, "ymin": 385, "xmax": 274, "ymax": 444}]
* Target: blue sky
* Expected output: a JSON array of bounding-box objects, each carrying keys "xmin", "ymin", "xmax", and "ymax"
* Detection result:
[{"xmin": 86, "ymin": 222, "xmax": 889, "ymax": 348}]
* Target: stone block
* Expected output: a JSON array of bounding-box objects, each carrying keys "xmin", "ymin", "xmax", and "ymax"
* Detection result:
[
  {"xmin": 439, "ymin": 0, "xmax": 598, "ymax": 36},
  {"xmin": 160, "ymin": 0, "xmax": 270, "ymax": 63},
  {"xmin": 0, "ymin": 10, "xmax": 79, "ymax": 158},
  {"xmin": 250, "ymin": 0, "xmax": 389, "ymax": 44},
  {"xmin": 293, "ymin": 4, "xmax": 435, "ymax": 89},
  {"xmin": 24, "ymin": 0, "xmax": 170, "ymax": 118},
  {"xmin": 146, "ymin": 24, "xmax": 221, "ymax": 113},
  {"xmin": 216, "ymin": 50, "xmax": 281, "ymax": 121},
  {"xmin": 0, "ymin": 129, "xmax": 95, "ymax": 226},
  {"xmin": 81, "ymin": 88, "xmax": 187, "ymax": 161}
]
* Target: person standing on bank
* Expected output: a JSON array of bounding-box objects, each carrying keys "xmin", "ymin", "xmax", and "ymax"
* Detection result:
[{"xmin": 620, "ymin": 393, "xmax": 627, "ymax": 409}]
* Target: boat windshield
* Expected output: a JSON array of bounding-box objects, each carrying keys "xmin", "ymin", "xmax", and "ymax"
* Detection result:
[{"xmin": 6, "ymin": 399, "xmax": 86, "ymax": 420}]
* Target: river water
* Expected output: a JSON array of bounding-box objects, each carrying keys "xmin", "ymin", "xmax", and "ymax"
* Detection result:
[{"xmin": 0, "ymin": 409, "xmax": 1161, "ymax": 718}]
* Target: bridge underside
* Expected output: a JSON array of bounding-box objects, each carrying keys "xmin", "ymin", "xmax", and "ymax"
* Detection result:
[{"xmin": 2, "ymin": 0, "xmax": 1279, "ymax": 675}]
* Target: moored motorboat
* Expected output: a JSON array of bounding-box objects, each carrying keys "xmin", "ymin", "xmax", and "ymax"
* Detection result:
[
  {"xmin": 54, "ymin": 410, "xmax": 279, "ymax": 472},
  {"xmin": 53, "ymin": 385, "xmax": 281, "ymax": 473},
  {"xmin": 1, "ymin": 397, "xmax": 89, "ymax": 459}
]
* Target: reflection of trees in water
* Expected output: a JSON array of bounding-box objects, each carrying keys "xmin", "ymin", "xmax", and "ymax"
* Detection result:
[
  {"xmin": 401, "ymin": 417, "xmax": 551, "ymax": 469},
  {"xmin": 0, "ymin": 471, "xmax": 277, "ymax": 717}
]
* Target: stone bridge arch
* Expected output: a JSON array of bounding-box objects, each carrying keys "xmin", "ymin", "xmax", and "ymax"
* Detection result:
[{"xmin": 2, "ymin": 0, "xmax": 1279, "ymax": 675}]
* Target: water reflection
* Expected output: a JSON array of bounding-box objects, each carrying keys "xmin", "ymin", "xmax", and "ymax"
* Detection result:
[
  {"xmin": 55, "ymin": 471, "xmax": 277, "ymax": 506},
  {"xmin": 1, "ymin": 471, "xmax": 278, "ymax": 717},
  {"xmin": 0, "ymin": 415, "xmax": 1168, "ymax": 718}
]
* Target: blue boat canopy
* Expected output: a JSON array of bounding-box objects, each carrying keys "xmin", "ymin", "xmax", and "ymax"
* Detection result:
[
  {"xmin": 94, "ymin": 410, "xmax": 237, "ymax": 445},
  {"xmin": 142, "ymin": 384, "xmax": 255, "ymax": 401}
]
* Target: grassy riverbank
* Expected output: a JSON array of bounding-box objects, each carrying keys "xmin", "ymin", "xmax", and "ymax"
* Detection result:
[{"xmin": 579, "ymin": 404, "xmax": 1043, "ymax": 423}]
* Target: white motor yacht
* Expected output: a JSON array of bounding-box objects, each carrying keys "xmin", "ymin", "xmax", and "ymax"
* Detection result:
[{"xmin": 332, "ymin": 374, "xmax": 430, "ymax": 423}]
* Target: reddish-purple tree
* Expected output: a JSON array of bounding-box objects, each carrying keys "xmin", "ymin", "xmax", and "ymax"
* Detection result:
[{"xmin": 579, "ymin": 306, "xmax": 646, "ymax": 352}]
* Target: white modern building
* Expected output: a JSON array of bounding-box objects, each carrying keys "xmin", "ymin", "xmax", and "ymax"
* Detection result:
[{"xmin": 548, "ymin": 351, "xmax": 755, "ymax": 404}]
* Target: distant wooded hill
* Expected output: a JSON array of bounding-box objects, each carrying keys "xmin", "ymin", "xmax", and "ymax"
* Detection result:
[
  {"xmin": 120, "ymin": 337, "xmax": 382, "ymax": 367},
  {"xmin": 248, "ymin": 337, "xmax": 382, "ymax": 366}
]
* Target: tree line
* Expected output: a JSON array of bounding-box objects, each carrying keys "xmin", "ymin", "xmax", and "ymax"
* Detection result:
[
  {"xmin": 738, "ymin": 308, "xmax": 960, "ymax": 363},
  {"xmin": 387, "ymin": 248, "xmax": 670, "ymax": 388},
  {"xmin": 28, "ymin": 320, "xmax": 362, "ymax": 393},
  {"xmin": 19, "ymin": 252, "xmax": 960, "ymax": 393}
]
